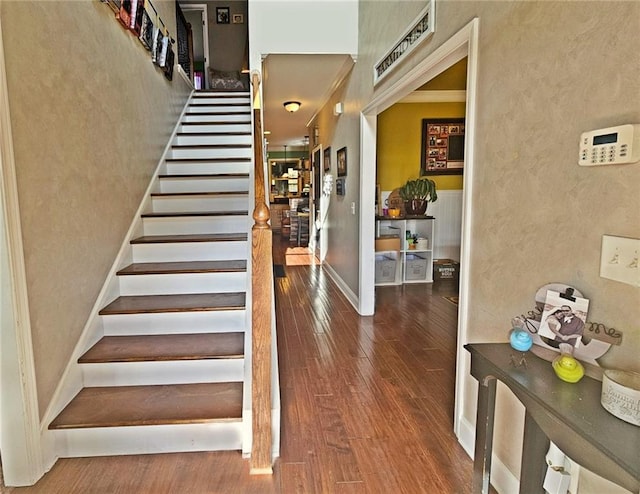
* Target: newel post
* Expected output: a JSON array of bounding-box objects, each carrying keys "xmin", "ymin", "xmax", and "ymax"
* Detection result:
[{"xmin": 250, "ymin": 71, "xmax": 273, "ymax": 474}]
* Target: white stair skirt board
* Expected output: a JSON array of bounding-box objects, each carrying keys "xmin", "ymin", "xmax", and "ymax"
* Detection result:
[
  {"xmin": 178, "ymin": 123, "xmax": 251, "ymax": 133},
  {"xmin": 151, "ymin": 195, "xmax": 249, "ymax": 212},
  {"xmin": 142, "ymin": 216, "xmax": 249, "ymax": 236},
  {"xmin": 82, "ymin": 359, "xmax": 244, "ymax": 387},
  {"xmin": 169, "ymin": 147, "xmax": 252, "ymax": 160},
  {"xmin": 173, "ymin": 134, "xmax": 252, "ymax": 146},
  {"xmin": 131, "ymin": 240, "xmax": 249, "ymax": 263},
  {"xmin": 118, "ymin": 271, "xmax": 247, "ymax": 296},
  {"xmin": 53, "ymin": 422, "xmax": 243, "ymax": 458},
  {"xmin": 182, "ymin": 113, "xmax": 251, "ymax": 124},
  {"xmin": 159, "ymin": 177, "xmax": 250, "ymax": 193},
  {"xmin": 102, "ymin": 310, "xmax": 247, "ymax": 335},
  {"xmin": 164, "ymin": 160, "xmax": 252, "ymax": 175}
]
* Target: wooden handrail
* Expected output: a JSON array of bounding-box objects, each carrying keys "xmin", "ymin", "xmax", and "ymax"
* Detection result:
[{"xmin": 249, "ymin": 71, "xmax": 273, "ymax": 474}]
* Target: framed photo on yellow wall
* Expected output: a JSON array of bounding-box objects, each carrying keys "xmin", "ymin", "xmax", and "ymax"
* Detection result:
[{"xmin": 420, "ymin": 118, "xmax": 465, "ymax": 175}]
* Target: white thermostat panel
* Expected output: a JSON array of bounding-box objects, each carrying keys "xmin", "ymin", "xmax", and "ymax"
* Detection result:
[{"xmin": 579, "ymin": 124, "xmax": 640, "ymax": 166}]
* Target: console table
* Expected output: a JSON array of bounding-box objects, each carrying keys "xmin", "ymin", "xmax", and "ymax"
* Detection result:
[{"xmin": 465, "ymin": 343, "xmax": 639, "ymax": 494}]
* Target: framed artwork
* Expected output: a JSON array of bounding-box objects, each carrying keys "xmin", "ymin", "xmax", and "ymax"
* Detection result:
[
  {"xmin": 420, "ymin": 118, "xmax": 465, "ymax": 175},
  {"xmin": 538, "ymin": 290, "xmax": 590, "ymax": 353},
  {"xmin": 323, "ymin": 147, "xmax": 331, "ymax": 172},
  {"xmin": 232, "ymin": 14, "xmax": 244, "ymax": 24},
  {"xmin": 216, "ymin": 7, "xmax": 230, "ymax": 24},
  {"xmin": 337, "ymin": 146, "xmax": 347, "ymax": 177},
  {"xmin": 336, "ymin": 177, "xmax": 346, "ymax": 196}
]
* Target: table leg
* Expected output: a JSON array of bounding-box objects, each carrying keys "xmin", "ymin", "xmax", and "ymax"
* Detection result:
[
  {"xmin": 473, "ymin": 376, "xmax": 497, "ymax": 494},
  {"xmin": 519, "ymin": 411, "xmax": 548, "ymax": 494}
]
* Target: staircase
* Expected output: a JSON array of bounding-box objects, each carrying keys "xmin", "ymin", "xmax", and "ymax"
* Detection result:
[{"xmin": 48, "ymin": 91, "xmax": 257, "ymax": 458}]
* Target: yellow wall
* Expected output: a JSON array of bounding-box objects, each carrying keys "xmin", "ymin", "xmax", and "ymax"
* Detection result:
[{"xmin": 376, "ymin": 102, "xmax": 466, "ymax": 192}]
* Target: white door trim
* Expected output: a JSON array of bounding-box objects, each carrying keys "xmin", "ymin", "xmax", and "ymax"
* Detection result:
[
  {"xmin": 359, "ymin": 18, "xmax": 480, "ymax": 443},
  {"xmin": 181, "ymin": 3, "xmax": 210, "ymax": 89},
  {"xmin": 0, "ymin": 14, "xmax": 45, "ymax": 486}
]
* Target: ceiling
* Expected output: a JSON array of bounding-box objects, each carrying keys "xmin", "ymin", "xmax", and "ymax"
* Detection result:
[
  {"xmin": 260, "ymin": 56, "xmax": 467, "ymax": 151},
  {"xmin": 262, "ymin": 54, "xmax": 355, "ymax": 150}
]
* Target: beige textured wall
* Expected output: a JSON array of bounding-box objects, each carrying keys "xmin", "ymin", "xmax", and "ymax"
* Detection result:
[
  {"xmin": 317, "ymin": 0, "xmax": 639, "ymax": 490},
  {"xmin": 1, "ymin": 1, "xmax": 191, "ymax": 418}
]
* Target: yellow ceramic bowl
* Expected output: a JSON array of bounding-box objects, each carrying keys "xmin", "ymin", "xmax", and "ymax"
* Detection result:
[{"xmin": 388, "ymin": 208, "xmax": 401, "ymax": 218}]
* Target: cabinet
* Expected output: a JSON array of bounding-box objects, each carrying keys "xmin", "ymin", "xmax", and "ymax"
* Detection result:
[
  {"xmin": 268, "ymin": 158, "xmax": 303, "ymax": 203},
  {"xmin": 375, "ymin": 216, "xmax": 435, "ymax": 285}
]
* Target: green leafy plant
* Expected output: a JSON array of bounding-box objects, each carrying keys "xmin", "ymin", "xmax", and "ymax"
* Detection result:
[{"xmin": 399, "ymin": 177, "xmax": 438, "ymax": 203}]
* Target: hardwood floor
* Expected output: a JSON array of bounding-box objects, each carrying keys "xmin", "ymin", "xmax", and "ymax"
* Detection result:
[{"xmin": 5, "ymin": 235, "xmax": 471, "ymax": 493}]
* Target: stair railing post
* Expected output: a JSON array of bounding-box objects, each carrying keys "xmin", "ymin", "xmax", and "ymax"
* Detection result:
[{"xmin": 249, "ymin": 71, "xmax": 273, "ymax": 474}]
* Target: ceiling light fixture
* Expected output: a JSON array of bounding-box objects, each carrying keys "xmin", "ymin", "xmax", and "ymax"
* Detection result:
[{"xmin": 283, "ymin": 101, "xmax": 301, "ymax": 113}]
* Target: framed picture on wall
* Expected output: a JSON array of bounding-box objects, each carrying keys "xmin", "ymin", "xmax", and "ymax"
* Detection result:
[
  {"xmin": 323, "ymin": 147, "xmax": 331, "ymax": 172},
  {"xmin": 216, "ymin": 7, "xmax": 230, "ymax": 24},
  {"xmin": 337, "ymin": 146, "xmax": 347, "ymax": 177},
  {"xmin": 420, "ymin": 118, "xmax": 465, "ymax": 175}
]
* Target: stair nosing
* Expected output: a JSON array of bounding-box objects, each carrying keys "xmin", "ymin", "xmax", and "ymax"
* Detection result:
[
  {"xmin": 79, "ymin": 333, "xmax": 245, "ymax": 364},
  {"xmin": 116, "ymin": 260, "xmax": 247, "ymax": 276},
  {"xmin": 158, "ymin": 173, "xmax": 249, "ymax": 179},
  {"xmin": 176, "ymin": 132, "xmax": 252, "ymax": 137},
  {"xmin": 141, "ymin": 210, "xmax": 248, "ymax": 218},
  {"xmin": 150, "ymin": 191, "xmax": 248, "ymax": 197},
  {"xmin": 130, "ymin": 233, "xmax": 248, "ymax": 244},
  {"xmin": 171, "ymin": 144, "xmax": 251, "ymax": 149},
  {"xmin": 48, "ymin": 382, "xmax": 243, "ymax": 430},
  {"xmin": 98, "ymin": 292, "xmax": 246, "ymax": 315}
]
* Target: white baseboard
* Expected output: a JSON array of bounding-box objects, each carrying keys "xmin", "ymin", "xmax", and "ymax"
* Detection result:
[
  {"xmin": 457, "ymin": 417, "xmax": 520, "ymax": 494},
  {"xmin": 321, "ymin": 262, "xmax": 359, "ymax": 312}
]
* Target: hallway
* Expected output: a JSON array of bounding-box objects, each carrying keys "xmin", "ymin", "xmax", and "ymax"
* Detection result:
[{"xmin": 6, "ymin": 236, "xmax": 471, "ymax": 493}]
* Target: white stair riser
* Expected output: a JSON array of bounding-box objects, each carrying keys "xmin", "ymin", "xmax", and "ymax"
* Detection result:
[
  {"xmin": 142, "ymin": 216, "xmax": 249, "ymax": 236},
  {"xmin": 118, "ymin": 271, "xmax": 247, "ymax": 295},
  {"xmin": 173, "ymin": 134, "xmax": 252, "ymax": 146},
  {"xmin": 178, "ymin": 123, "xmax": 251, "ymax": 134},
  {"xmin": 82, "ymin": 359, "xmax": 244, "ymax": 386},
  {"xmin": 132, "ymin": 241, "xmax": 249, "ymax": 263},
  {"xmin": 151, "ymin": 195, "xmax": 248, "ymax": 213},
  {"xmin": 102, "ymin": 310, "xmax": 246, "ymax": 335},
  {"xmin": 159, "ymin": 177, "xmax": 249, "ymax": 193},
  {"xmin": 187, "ymin": 105, "xmax": 249, "ymax": 114},
  {"xmin": 182, "ymin": 113, "xmax": 250, "ymax": 124},
  {"xmin": 53, "ymin": 422, "xmax": 243, "ymax": 458},
  {"xmin": 169, "ymin": 147, "xmax": 252, "ymax": 160},
  {"xmin": 192, "ymin": 97, "xmax": 250, "ymax": 105},
  {"xmin": 164, "ymin": 161, "xmax": 252, "ymax": 175}
]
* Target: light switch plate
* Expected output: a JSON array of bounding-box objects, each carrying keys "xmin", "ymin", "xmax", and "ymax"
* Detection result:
[{"xmin": 600, "ymin": 235, "xmax": 640, "ymax": 287}]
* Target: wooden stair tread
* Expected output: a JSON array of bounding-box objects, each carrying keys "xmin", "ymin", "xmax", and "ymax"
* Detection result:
[
  {"xmin": 130, "ymin": 233, "xmax": 247, "ymax": 244},
  {"xmin": 150, "ymin": 191, "xmax": 248, "ymax": 197},
  {"xmin": 79, "ymin": 333, "xmax": 244, "ymax": 363},
  {"xmin": 189, "ymin": 102, "xmax": 248, "ymax": 106},
  {"xmin": 177, "ymin": 132, "xmax": 252, "ymax": 137},
  {"xmin": 117, "ymin": 260, "xmax": 247, "ymax": 275},
  {"xmin": 183, "ymin": 111, "xmax": 250, "ymax": 116},
  {"xmin": 141, "ymin": 210, "xmax": 247, "ymax": 218},
  {"xmin": 159, "ymin": 173, "xmax": 249, "ymax": 179},
  {"xmin": 164, "ymin": 157, "xmax": 252, "ymax": 162},
  {"xmin": 179, "ymin": 122, "xmax": 251, "ymax": 127},
  {"xmin": 99, "ymin": 293, "xmax": 246, "ymax": 315},
  {"xmin": 171, "ymin": 144, "xmax": 251, "ymax": 149},
  {"xmin": 49, "ymin": 382, "xmax": 242, "ymax": 429}
]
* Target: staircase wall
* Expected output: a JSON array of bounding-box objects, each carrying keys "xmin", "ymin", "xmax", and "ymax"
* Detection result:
[{"xmin": 0, "ymin": 1, "xmax": 192, "ymax": 420}]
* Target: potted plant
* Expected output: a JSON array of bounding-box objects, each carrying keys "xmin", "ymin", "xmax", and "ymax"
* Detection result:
[{"xmin": 399, "ymin": 177, "xmax": 438, "ymax": 215}]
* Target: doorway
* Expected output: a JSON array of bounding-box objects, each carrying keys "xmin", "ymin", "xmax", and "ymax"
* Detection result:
[
  {"xmin": 179, "ymin": 4, "xmax": 210, "ymax": 89},
  {"xmin": 360, "ymin": 19, "xmax": 480, "ymax": 443}
]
